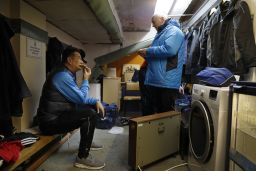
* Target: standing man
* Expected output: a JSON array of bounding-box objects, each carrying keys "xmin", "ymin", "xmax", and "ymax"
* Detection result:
[
  {"xmin": 37, "ymin": 46, "xmax": 105, "ymax": 169},
  {"xmin": 138, "ymin": 13, "xmax": 184, "ymax": 114}
]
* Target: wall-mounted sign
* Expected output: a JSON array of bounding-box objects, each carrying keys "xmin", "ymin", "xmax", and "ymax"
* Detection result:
[{"xmin": 27, "ymin": 37, "xmax": 42, "ymax": 58}]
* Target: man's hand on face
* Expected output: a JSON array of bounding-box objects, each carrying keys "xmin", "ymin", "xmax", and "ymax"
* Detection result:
[
  {"xmin": 81, "ymin": 65, "xmax": 91, "ymax": 80},
  {"xmin": 138, "ymin": 48, "xmax": 147, "ymax": 58},
  {"xmin": 96, "ymin": 101, "xmax": 105, "ymax": 118}
]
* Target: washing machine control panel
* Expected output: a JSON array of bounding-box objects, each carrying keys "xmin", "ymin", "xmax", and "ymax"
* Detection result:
[
  {"xmin": 194, "ymin": 87, "xmax": 218, "ymax": 100},
  {"xmin": 209, "ymin": 90, "xmax": 218, "ymax": 100}
]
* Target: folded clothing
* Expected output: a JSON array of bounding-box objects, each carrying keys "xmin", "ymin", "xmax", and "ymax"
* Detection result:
[
  {"xmin": 196, "ymin": 67, "xmax": 235, "ymax": 87},
  {"xmin": 1, "ymin": 132, "xmax": 39, "ymax": 147},
  {"xmin": 0, "ymin": 140, "xmax": 23, "ymax": 163}
]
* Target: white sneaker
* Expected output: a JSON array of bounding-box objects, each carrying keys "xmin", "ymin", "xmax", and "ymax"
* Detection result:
[{"xmin": 90, "ymin": 142, "xmax": 103, "ymax": 151}]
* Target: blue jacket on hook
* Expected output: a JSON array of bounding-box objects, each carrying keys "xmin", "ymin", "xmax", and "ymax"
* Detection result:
[{"xmin": 145, "ymin": 19, "xmax": 185, "ymax": 89}]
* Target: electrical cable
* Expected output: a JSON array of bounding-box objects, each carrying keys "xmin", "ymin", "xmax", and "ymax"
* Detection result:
[
  {"xmin": 165, "ymin": 162, "xmax": 188, "ymax": 171},
  {"xmin": 165, "ymin": 162, "xmax": 201, "ymax": 171},
  {"xmin": 137, "ymin": 165, "xmax": 143, "ymax": 171}
]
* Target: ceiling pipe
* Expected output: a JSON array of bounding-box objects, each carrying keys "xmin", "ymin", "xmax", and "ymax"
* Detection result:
[
  {"xmin": 168, "ymin": 0, "xmax": 178, "ymax": 15},
  {"xmin": 95, "ymin": 39, "xmax": 153, "ymax": 65},
  {"xmin": 85, "ymin": 0, "xmax": 124, "ymax": 44}
]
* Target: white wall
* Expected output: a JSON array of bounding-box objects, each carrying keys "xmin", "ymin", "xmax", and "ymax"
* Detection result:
[
  {"xmin": 0, "ymin": 0, "xmax": 10, "ymax": 16},
  {"xmin": 17, "ymin": 35, "xmax": 46, "ymax": 130},
  {"xmin": 82, "ymin": 43, "xmax": 120, "ymax": 67},
  {"xmin": 123, "ymin": 30, "xmax": 156, "ymax": 46},
  {"xmin": 13, "ymin": 0, "xmax": 46, "ymax": 131},
  {"xmin": 47, "ymin": 22, "xmax": 84, "ymax": 50}
]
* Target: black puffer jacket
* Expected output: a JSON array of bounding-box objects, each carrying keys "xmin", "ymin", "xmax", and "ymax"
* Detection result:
[
  {"xmin": 207, "ymin": 0, "xmax": 256, "ymax": 74},
  {"xmin": 37, "ymin": 66, "xmax": 75, "ymax": 123}
]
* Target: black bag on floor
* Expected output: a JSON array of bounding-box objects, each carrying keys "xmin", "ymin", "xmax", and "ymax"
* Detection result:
[{"xmin": 95, "ymin": 102, "xmax": 118, "ymax": 129}]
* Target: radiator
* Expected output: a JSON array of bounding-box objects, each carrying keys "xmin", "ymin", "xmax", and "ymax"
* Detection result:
[{"xmin": 128, "ymin": 111, "xmax": 180, "ymax": 170}]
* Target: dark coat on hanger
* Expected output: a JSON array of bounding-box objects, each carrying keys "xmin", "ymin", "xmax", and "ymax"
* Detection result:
[
  {"xmin": 198, "ymin": 11, "xmax": 217, "ymax": 70},
  {"xmin": 185, "ymin": 26, "xmax": 204, "ymax": 78},
  {"xmin": 0, "ymin": 16, "xmax": 31, "ymax": 136},
  {"xmin": 207, "ymin": 0, "xmax": 256, "ymax": 74},
  {"xmin": 46, "ymin": 37, "xmax": 63, "ymax": 74}
]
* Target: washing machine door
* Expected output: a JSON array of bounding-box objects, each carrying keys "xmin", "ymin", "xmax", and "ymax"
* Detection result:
[{"xmin": 189, "ymin": 100, "xmax": 214, "ymax": 163}]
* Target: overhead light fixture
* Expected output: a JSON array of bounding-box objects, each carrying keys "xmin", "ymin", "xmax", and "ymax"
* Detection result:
[
  {"xmin": 154, "ymin": 0, "xmax": 193, "ymax": 19},
  {"xmin": 169, "ymin": 0, "xmax": 193, "ymax": 16},
  {"xmin": 154, "ymin": 0, "xmax": 174, "ymax": 15}
]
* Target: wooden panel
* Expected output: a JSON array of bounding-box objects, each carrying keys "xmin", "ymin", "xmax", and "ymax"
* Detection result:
[
  {"xmin": 130, "ymin": 111, "xmax": 180, "ymax": 123},
  {"xmin": 4, "ymin": 129, "xmax": 78, "ymax": 171},
  {"xmin": 126, "ymin": 82, "xmax": 139, "ymax": 91},
  {"xmin": 103, "ymin": 77, "xmax": 121, "ymax": 108}
]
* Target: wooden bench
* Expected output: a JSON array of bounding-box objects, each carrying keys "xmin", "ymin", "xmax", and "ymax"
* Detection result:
[{"xmin": 3, "ymin": 130, "xmax": 76, "ymax": 171}]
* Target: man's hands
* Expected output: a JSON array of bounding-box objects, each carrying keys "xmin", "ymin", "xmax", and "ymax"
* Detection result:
[
  {"xmin": 179, "ymin": 86, "xmax": 184, "ymax": 95},
  {"xmin": 96, "ymin": 101, "xmax": 105, "ymax": 118},
  {"xmin": 81, "ymin": 64, "xmax": 91, "ymax": 80},
  {"xmin": 138, "ymin": 48, "xmax": 147, "ymax": 58}
]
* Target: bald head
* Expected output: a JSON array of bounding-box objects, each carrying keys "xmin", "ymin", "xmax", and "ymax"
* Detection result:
[{"xmin": 152, "ymin": 13, "xmax": 167, "ymax": 31}]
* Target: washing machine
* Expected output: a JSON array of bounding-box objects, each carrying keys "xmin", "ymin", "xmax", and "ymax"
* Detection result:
[{"xmin": 188, "ymin": 84, "xmax": 230, "ymax": 171}]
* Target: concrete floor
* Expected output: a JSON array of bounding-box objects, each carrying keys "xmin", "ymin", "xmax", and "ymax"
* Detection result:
[{"xmin": 36, "ymin": 126, "xmax": 189, "ymax": 171}]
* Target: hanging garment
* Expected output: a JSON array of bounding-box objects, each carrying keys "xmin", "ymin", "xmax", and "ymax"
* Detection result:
[
  {"xmin": 46, "ymin": 37, "xmax": 63, "ymax": 74},
  {"xmin": 184, "ymin": 31, "xmax": 193, "ymax": 65},
  {"xmin": 0, "ymin": 16, "xmax": 31, "ymax": 137},
  {"xmin": 198, "ymin": 12, "xmax": 216, "ymax": 69},
  {"xmin": 183, "ymin": 31, "xmax": 193, "ymax": 83},
  {"xmin": 185, "ymin": 26, "xmax": 204, "ymax": 84},
  {"xmin": 207, "ymin": 0, "xmax": 256, "ymax": 74}
]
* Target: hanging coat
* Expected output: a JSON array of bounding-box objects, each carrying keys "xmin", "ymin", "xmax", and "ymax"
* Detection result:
[
  {"xmin": 46, "ymin": 37, "xmax": 63, "ymax": 74},
  {"xmin": 207, "ymin": 0, "xmax": 256, "ymax": 74},
  {"xmin": 0, "ymin": 16, "xmax": 31, "ymax": 136}
]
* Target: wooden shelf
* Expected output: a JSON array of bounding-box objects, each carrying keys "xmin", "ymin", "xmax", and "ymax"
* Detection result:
[
  {"xmin": 3, "ymin": 130, "xmax": 77, "ymax": 171},
  {"xmin": 4, "ymin": 135, "xmax": 56, "ymax": 170}
]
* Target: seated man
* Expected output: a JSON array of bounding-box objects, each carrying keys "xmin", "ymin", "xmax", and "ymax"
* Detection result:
[{"xmin": 36, "ymin": 46, "xmax": 105, "ymax": 170}]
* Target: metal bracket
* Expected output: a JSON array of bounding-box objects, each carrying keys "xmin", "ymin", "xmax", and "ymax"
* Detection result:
[{"xmin": 183, "ymin": 0, "xmax": 221, "ymax": 29}]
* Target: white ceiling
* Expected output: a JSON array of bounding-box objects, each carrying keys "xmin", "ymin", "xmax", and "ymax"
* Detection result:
[
  {"xmin": 113, "ymin": 0, "xmax": 157, "ymax": 32},
  {"xmin": 25, "ymin": 0, "xmax": 193, "ymax": 44}
]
